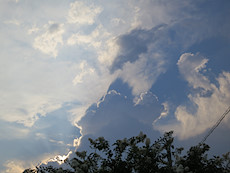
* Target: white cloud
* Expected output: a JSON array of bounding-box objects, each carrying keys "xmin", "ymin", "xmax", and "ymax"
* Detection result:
[
  {"xmin": 0, "ymin": 55, "xmax": 73, "ymax": 127},
  {"xmin": 177, "ymin": 53, "xmax": 211, "ymax": 90},
  {"xmin": 153, "ymin": 102, "xmax": 169, "ymax": 123},
  {"xmin": 0, "ymin": 41, "xmax": 115, "ymax": 129},
  {"xmin": 111, "ymin": 18, "xmax": 125, "ymax": 26},
  {"xmin": 134, "ymin": 92, "xmax": 159, "ymax": 106},
  {"xmin": 127, "ymin": 0, "xmax": 192, "ymax": 30},
  {"xmin": 67, "ymin": 26, "xmax": 106, "ymax": 48},
  {"xmin": 3, "ymin": 160, "xmax": 26, "ymax": 173},
  {"xmin": 38, "ymin": 152, "xmax": 74, "ymax": 171},
  {"xmin": 155, "ymin": 53, "xmax": 230, "ymax": 139},
  {"xmin": 35, "ymin": 133, "xmax": 46, "ymax": 139},
  {"xmin": 68, "ymin": 1, "xmax": 102, "ymax": 25},
  {"xmin": 28, "ymin": 25, "xmax": 39, "ymax": 35},
  {"xmin": 119, "ymin": 53, "xmax": 166, "ymax": 96},
  {"xmin": 119, "ymin": 58, "xmax": 153, "ymax": 95},
  {"xmin": 2, "ymin": 152, "xmax": 72, "ymax": 173},
  {"xmin": 97, "ymin": 37, "xmax": 119, "ymax": 66},
  {"xmin": 67, "ymin": 33, "xmax": 95, "ymax": 46},
  {"xmin": 72, "ymin": 61, "xmax": 95, "ymax": 85},
  {"xmin": 0, "ymin": 105, "xmax": 79, "ymax": 173},
  {"xmin": 33, "ymin": 22, "xmax": 64, "ymax": 57}
]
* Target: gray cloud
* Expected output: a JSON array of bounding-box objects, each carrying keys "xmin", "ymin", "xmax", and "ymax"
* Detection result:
[
  {"xmin": 49, "ymin": 23, "xmax": 62, "ymax": 33},
  {"xmin": 76, "ymin": 81, "xmax": 164, "ymax": 151},
  {"xmin": 110, "ymin": 25, "xmax": 166, "ymax": 73},
  {"xmin": 109, "ymin": 0, "xmax": 230, "ymax": 75},
  {"xmin": 32, "ymin": 106, "xmax": 80, "ymax": 146},
  {"xmin": 35, "ymin": 80, "xmax": 165, "ymax": 169}
]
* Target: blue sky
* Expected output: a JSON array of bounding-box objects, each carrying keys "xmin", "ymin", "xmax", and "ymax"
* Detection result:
[{"xmin": 0, "ymin": 0, "xmax": 230, "ymax": 172}]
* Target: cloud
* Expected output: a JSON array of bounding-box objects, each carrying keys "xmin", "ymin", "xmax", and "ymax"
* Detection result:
[
  {"xmin": 38, "ymin": 153, "xmax": 74, "ymax": 171},
  {"xmin": 68, "ymin": 1, "xmax": 102, "ymax": 25},
  {"xmin": 109, "ymin": 25, "xmax": 174, "ymax": 95},
  {"xmin": 33, "ymin": 80, "xmax": 165, "ymax": 169},
  {"xmin": 0, "ymin": 121, "xmax": 29, "ymax": 139},
  {"xmin": 2, "ymin": 152, "xmax": 73, "ymax": 173},
  {"xmin": 67, "ymin": 33, "xmax": 100, "ymax": 47},
  {"xmin": 72, "ymin": 61, "xmax": 95, "ymax": 85},
  {"xmin": 177, "ymin": 53, "xmax": 210, "ymax": 90},
  {"xmin": 0, "ymin": 37, "xmax": 114, "ymax": 128},
  {"xmin": 4, "ymin": 19, "xmax": 21, "ymax": 26},
  {"xmin": 127, "ymin": 0, "xmax": 194, "ymax": 29},
  {"xmin": 108, "ymin": 4, "xmax": 230, "ymax": 96},
  {"xmin": 97, "ymin": 37, "xmax": 120, "ymax": 66},
  {"xmin": 0, "ymin": 105, "xmax": 79, "ymax": 173},
  {"xmin": 153, "ymin": 102, "xmax": 169, "ymax": 123},
  {"xmin": 110, "ymin": 27, "xmax": 164, "ymax": 73},
  {"xmin": 118, "ymin": 52, "xmax": 166, "ymax": 95},
  {"xmin": 33, "ymin": 22, "xmax": 64, "ymax": 57},
  {"xmin": 3, "ymin": 160, "xmax": 28, "ymax": 173},
  {"xmin": 28, "ymin": 25, "xmax": 39, "ymax": 35},
  {"xmin": 0, "ymin": 58, "xmax": 72, "ymax": 127},
  {"xmin": 75, "ymin": 86, "xmax": 164, "ymax": 151},
  {"xmin": 0, "ymin": 0, "xmax": 114, "ymax": 131},
  {"xmin": 1, "ymin": 0, "xmax": 230, "ymax": 171},
  {"xmin": 154, "ymin": 53, "xmax": 230, "ymax": 139},
  {"xmin": 31, "ymin": 108, "xmax": 79, "ymax": 147},
  {"xmin": 67, "ymin": 24, "xmax": 109, "ymax": 49},
  {"xmin": 0, "ymin": 48, "xmax": 115, "ymax": 129}
]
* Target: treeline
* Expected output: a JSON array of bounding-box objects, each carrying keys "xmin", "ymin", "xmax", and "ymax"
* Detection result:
[{"xmin": 23, "ymin": 131, "xmax": 230, "ymax": 173}]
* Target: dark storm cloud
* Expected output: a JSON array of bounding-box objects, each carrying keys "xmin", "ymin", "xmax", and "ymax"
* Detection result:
[{"xmin": 76, "ymin": 81, "xmax": 164, "ymax": 151}]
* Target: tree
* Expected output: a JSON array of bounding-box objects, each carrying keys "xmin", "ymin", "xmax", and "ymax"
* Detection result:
[{"xmin": 23, "ymin": 131, "xmax": 230, "ymax": 173}]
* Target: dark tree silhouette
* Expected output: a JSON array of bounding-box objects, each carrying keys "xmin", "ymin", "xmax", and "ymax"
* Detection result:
[{"xmin": 23, "ymin": 131, "xmax": 230, "ymax": 173}]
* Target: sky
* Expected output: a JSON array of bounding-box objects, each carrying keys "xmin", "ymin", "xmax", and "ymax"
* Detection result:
[{"xmin": 0, "ymin": 0, "xmax": 230, "ymax": 172}]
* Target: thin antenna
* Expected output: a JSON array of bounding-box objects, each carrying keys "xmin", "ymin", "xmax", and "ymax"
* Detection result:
[{"xmin": 200, "ymin": 105, "xmax": 230, "ymax": 144}]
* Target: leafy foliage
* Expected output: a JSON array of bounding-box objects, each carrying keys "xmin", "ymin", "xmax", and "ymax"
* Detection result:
[{"xmin": 23, "ymin": 131, "xmax": 230, "ymax": 173}]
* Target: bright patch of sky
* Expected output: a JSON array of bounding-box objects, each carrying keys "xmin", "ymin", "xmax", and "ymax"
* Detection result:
[{"xmin": 0, "ymin": 0, "xmax": 230, "ymax": 171}]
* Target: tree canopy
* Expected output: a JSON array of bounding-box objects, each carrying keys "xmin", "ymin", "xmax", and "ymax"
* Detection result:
[{"xmin": 23, "ymin": 131, "xmax": 230, "ymax": 173}]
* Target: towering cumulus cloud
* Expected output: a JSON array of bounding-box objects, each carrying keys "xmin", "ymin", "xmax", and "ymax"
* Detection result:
[
  {"xmin": 78, "ymin": 91, "xmax": 161, "ymax": 146},
  {"xmin": 76, "ymin": 86, "xmax": 164, "ymax": 150}
]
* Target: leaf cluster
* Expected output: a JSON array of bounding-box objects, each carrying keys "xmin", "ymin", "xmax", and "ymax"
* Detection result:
[{"xmin": 23, "ymin": 131, "xmax": 230, "ymax": 173}]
